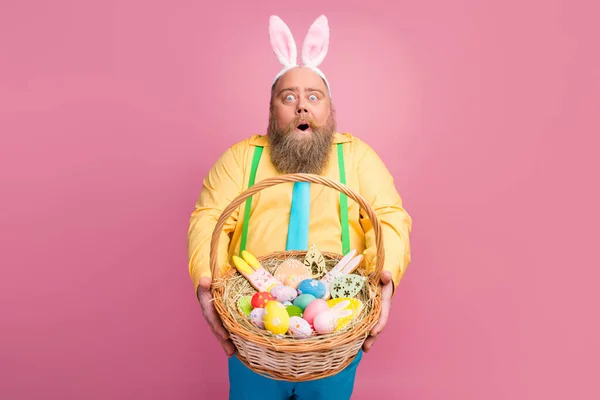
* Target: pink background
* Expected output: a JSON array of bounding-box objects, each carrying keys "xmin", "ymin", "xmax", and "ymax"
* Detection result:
[{"xmin": 1, "ymin": 0, "xmax": 598, "ymax": 399}]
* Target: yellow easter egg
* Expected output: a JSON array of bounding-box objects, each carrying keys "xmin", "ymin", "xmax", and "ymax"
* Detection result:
[
  {"xmin": 263, "ymin": 301, "xmax": 290, "ymax": 335},
  {"xmin": 326, "ymin": 298, "xmax": 363, "ymax": 331}
]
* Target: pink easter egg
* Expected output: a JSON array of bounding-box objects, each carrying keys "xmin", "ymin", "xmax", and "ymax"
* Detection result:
[
  {"xmin": 302, "ymin": 299, "xmax": 328, "ymax": 326},
  {"xmin": 313, "ymin": 310, "xmax": 337, "ymax": 334}
]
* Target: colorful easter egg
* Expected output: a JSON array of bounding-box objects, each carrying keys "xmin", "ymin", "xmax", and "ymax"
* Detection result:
[
  {"xmin": 288, "ymin": 317, "xmax": 313, "ymax": 338},
  {"xmin": 297, "ymin": 279, "xmax": 326, "ymax": 299},
  {"xmin": 270, "ymin": 284, "xmax": 298, "ymax": 302},
  {"xmin": 330, "ymin": 274, "xmax": 366, "ymax": 299},
  {"xmin": 283, "ymin": 301, "xmax": 293, "ymax": 306},
  {"xmin": 263, "ymin": 301, "xmax": 290, "ymax": 335},
  {"xmin": 237, "ymin": 296, "xmax": 253, "ymax": 317},
  {"xmin": 302, "ymin": 298, "xmax": 329, "ymax": 326},
  {"xmin": 251, "ymin": 292, "xmax": 276, "ymax": 308},
  {"xmin": 326, "ymin": 298, "xmax": 363, "ymax": 330},
  {"xmin": 249, "ymin": 308, "xmax": 265, "ymax": 329},
  {"xmin": 313, "ymin": 310, "xmax": 337, "ymax": 334},
  {"xmin": 285, "ymin": 305, "xmax": 303, "ymax": 318},
  {"xmin": 293, "ymin": 294, "xmax": 316, "ymax": 310}
]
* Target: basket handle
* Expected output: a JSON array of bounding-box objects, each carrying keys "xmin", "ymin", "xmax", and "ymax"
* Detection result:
[{"xmin": 209, "ymin": 173, "xmax": 385, "ymax": 283}]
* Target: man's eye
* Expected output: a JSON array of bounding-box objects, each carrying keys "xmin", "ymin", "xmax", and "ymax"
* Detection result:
[
  {"xmin": 285, "ymin": 94, "xmax": 295, "ymax": 101},
  {"xmin": 309, "ymin": 94, "xmax": 318, "ymax": 101}
]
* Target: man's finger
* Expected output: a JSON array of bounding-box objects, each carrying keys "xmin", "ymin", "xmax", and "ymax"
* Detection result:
[
  {"xmin": 362, "ymin": 334, "xmax": 378, "ymax": 352},
  {"xmin": 197, "ymin": 279, "xmax": 230, "ymax": 341},
  {"xmin": 380, "ymin": 270, "xmax": 392, "ymax": 285},
  {"xmin": 203, "ymin": 304, "xmax": 230, "ymax": 341},
  {"xmin": 371, "ymin": 289, "xmax": 392, "ymax": 336},
  {"xmin": 198, "ymin": 277, "xmax": 212, "ymax": 291},
  {"xmin": 221, "ymin": 339, "xmax": 236, "ymax": 357}
]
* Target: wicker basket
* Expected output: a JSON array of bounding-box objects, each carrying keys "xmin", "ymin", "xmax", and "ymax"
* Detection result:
[{"xmin": 209, "ymin": 173, "xmax": 385, "ymax": 382}]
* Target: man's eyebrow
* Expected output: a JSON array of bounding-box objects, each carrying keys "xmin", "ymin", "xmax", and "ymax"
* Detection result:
[
  {"xmin": 276, "ymin": 87, "xmax": 299, "ymax": 96},
  {"xmin": 306, "ymin": 88, "xmax": 325, "ymax": 95},
  {"xmin": 276, "ymin": 87, "xmax": 326, "ymax": 96}
]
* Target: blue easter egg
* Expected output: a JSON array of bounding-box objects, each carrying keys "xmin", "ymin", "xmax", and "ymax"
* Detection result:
[{"xmin": 297, "ymin": 279, "xmax": 326, "ymax": 299}]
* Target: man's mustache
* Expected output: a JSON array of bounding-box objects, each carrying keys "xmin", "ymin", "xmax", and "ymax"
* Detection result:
[{"xmin": 287, "ymin": 114, "xmax": 319, "ymax": 130}]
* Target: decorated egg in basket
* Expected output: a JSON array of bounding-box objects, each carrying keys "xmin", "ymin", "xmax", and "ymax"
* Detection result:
[
  {"xmin": 237, "ymin": 296, "xmax": 253, "ymax": 317},
  {"xmin": 270, "ymin": 284, "xmax": 298, "ymax": 302},
  {"xmin": 249, "ymin": 308, "xmax": 265, "ymax": 329},
  {"xmin": 288, "ymin": 316, "xmax": 313, "ymax": 338},
  {"xmin": 285, "ymin": 305, "xmax": 303, "ymax": 318},
  {"xmin": 251, "ymin": 292, "xmax": 276, "ymax": 308},
  {"xmin": 297, "ymin": 279, "xmax": 326, "ymax": 299},
  {"xmin": 263, "ymin": 301, "xmax": 290, "ymax": 335},
  {"xmin": 293, "ymin": 294, "xmax": 316, "ymax": 310},
  {"xmin": 302, "ymin": 298, "xmax": 329, "ymax": 326}
]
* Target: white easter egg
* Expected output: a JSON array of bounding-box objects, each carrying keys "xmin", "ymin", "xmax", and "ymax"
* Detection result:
[
  {"xmin": 288, "ymin": 317, "xmax": 313, "ymax": 339},
  {"xmin": 249, "ymin": 308, "xmax": 265, "ymax": 329},
  {"xmin": 270, "ymin": 284, "xmax": 298, "ymax": 302}
]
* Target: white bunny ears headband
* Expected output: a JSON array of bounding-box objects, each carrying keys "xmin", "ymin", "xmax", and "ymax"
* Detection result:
[{"xmin": 269, "ymin": 15, "xmax": 332, "ymax": 96}]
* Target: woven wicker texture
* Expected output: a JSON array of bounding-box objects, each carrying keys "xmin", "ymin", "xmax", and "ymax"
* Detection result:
[{"xmin": 209, "ymin": 173, "xmax": 385, "ymax": 381}]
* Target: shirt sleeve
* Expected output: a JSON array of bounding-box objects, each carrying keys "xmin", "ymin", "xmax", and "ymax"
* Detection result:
[
  {"xmin": 187, "ymin": 145, "xmax": 245, "ymax": 296},
  {"xmin": 355, "ymin": 139, "xmax": 413, "ymax": 294}
]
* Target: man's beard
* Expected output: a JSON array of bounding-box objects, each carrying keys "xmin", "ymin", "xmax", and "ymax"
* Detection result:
[{"xmin": 267, "ymin": 110, "xmax": 336, "ymax": 175}]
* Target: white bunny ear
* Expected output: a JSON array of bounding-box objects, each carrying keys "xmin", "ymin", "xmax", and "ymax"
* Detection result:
[
  {"xmin": 301, "ymin": 15, "xmax": 329, "ymax": 67},
  {"xmin": 341, "ymin": 255, "xmax": 363, "ymax": 274},
  {"xmin": 336, "ymin": 309, "xmax": 353, "ymax": 318},
  {"xmin": 269, "ymin": 15, "xmax": 298, "ymax": 68}
]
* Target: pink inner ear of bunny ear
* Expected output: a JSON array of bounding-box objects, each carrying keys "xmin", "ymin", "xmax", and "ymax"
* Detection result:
[
  {"xmin": 302, "ymin": 15, "xmax": 329, "ymax": 67},
  {"xmin": 269, "ymin": 15, "xmax": 297, "ymax": 67}
]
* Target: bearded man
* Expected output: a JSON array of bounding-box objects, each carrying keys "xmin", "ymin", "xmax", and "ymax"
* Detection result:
[{"xmin": 187, "ymin": 15, "xmax": 412, "ymax": 400}]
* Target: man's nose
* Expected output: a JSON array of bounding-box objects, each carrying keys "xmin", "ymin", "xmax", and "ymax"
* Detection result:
[{"xmin": 296, "ymin": 106, "xmax": 308, "ymax": 115}]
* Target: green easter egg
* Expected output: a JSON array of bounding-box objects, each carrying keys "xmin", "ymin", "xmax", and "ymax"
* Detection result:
[
  {"xmin": 285, "ymin": 305, "xmax": 303, "ymax": 318},
  {"xmin": 293, "ymin": 294, "xmax": 316, "ymax": 310},
  {"xmin": 237, "ymin": 296, "xmax": 253, "ymax": 317}
]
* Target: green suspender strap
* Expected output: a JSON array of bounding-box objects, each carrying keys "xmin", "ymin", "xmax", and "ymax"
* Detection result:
[
  {"xmin": 239, "ymin": 141, "xmax": 351, "ymax": 256},
  {"xmin": 239, "ymin": 144, "xmax": 263, "ymax": 254},
  {"xmin": 337, "ymin": 143, "xmax": 351, "ymax": 255}
]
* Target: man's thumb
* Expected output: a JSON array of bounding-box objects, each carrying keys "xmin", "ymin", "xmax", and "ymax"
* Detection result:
[
  {"xmin": 380, "ymin": 270, "xmax": 392, "ymax": 285},
  {"xmin": 199, "ymin": 277, "xmax": 212, "ymax": 291}
]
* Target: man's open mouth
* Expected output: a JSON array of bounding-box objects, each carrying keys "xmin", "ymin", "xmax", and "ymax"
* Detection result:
[{"xmin": 297, "ymin": 123, "xmax": 310, "ymax": 131}]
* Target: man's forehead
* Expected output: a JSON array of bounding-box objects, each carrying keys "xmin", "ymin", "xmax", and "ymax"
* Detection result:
[{"xmin": 275, "ymin": 67, "xmax": 328, "ymax": 92}]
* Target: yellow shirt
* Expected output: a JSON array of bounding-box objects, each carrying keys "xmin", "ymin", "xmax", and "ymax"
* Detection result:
[{"xmin": 187, "ymin": 132, "xmax": 412, "ymax": 295}]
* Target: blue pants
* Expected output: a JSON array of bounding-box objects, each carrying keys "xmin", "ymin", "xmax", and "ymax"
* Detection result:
[{"xmin": 228, "ymin": 350, "xmax": 363, "ymax": 399}]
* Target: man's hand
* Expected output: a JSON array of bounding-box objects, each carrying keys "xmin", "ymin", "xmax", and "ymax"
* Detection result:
[
  {"xmin": 197, "ymin": 277, "xmax": 236, "ymax": 357},
  {"xmin": 363, "ymin": 270, "xmax": 393, "ymax": 352}
]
